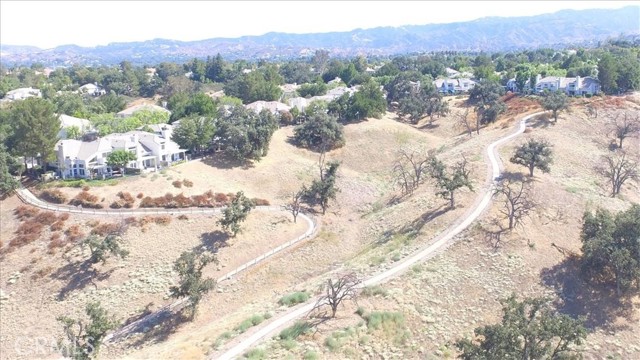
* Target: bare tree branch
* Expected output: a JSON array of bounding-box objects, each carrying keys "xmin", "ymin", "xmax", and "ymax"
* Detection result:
[
  {"xmin": 493, "ymin": 176, "xmax": 536, "ymax": 230},
  {"xmin": 310, "ymin": 273, "xmax": 361, "ymax": 318},
  {"xmin": 597, "ymin": 151, "xmax": 638, "ymax": 197}
]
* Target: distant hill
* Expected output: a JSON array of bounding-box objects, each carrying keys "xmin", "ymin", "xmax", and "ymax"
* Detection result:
[{"xmin": 1, "ymin": 6, "xmax": 638, "ymax": 66}]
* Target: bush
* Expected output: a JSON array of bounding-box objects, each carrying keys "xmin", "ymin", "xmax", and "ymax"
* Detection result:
[
  {"xmin": 172, "ymin": 180, "xmax": 183, "ymax": 188},
  {"xmin": 292, "ymin": 112, "xmax": 345, "ymax": 150},
  {"xmin": 183, "ymin": 179, "xmax": 193, "ymax": 187},
  {"xmin": 363, "ymin": 311, "xmax": 405, "ymax": 331},
  {"xmin": 90, "ymin": 222, "xmax": 120, "ymax": 236},
  {"xmin": 177, "ymin": 214, "xmax": 188, "ymax": 220},
  {"xmin": 278, "ymin": 291, "xmax": 310, "ymax": 307},
  {"xmin": 362, "ymin": 285, "xmax": 387, "ymax": 296},
  {"xmin": 234, "ymin": 314, "xmax": 265, "ymax": 333},
  {"xmin": 69, "ymin": 190, "xmax": 103, "ymax": 208},
  {"xmin": 252, "ymin": 198, "xmax": 270, "ymax": 206},
  {"xmin": 243, "ymin": 348, "xmax": 266, "ymax": 360},
  {"xmin": 279, "ymin": 321, "xmax": 312, "ymax": 340},
  {"xmin": 136, "ymin": 192, "xmax": 144, "ymax": 199},
  {"xmin": 82, "ymin": 186, "xmax": 90, "ymax": 191},
  {"xmin": 50, "ymin": 221, "xmax": 65, "ymax": 232},
  {"xmin": 40, "ymin": 189, "xmax": 68, "ymax": 204},
  {"xmin": 14, "ymin": 206, "xmax": 39, "ymax": 220},
  {"xmin": 58, "ymin": 213, "xmax": 70, "ymax": 221},
  {"xmin": 154, "ymin": 216, "xmax": 172, "ymax": 225},
  {"xmin": 35, "ymin": 211, "xmax": 57, "ymax": 224},
  {"xmin": 64, "ymin": 225, "xmax": 85, "ymax": 242}
]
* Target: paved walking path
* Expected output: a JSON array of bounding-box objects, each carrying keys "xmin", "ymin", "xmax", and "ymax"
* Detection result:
[
  {"xmin": 14, "ymin": 185, "xmax": 319, "ymax": 342},
  {"xmin": 214, "ymin": 111, "xmax": 545, "ymax": 360}
]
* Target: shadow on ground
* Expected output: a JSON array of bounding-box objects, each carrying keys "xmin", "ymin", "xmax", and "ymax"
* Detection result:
[
  {"xmin": 201, "ymin": 153, "xmax": 254, "ymax": 170},
  {"xmin": 51, "ymin": 260, "xmax": 115, "ymax": 300},
  {"xmin": 199, "ymin": 230, "xmax": 230, "ymax": 254},
  {"xmin": 540, "ymin": 254, "xmax": 637, "ymax": 331}
]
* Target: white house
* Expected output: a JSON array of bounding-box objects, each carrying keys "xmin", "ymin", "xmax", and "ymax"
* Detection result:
[
  {"xmin": 77, "ymin": 83, "xmax": 106, "ymax": 97},
  {"xmin": 2, "ymin": 87, "xmax": 42, "ymax": 101},
  {"xmin": 433, "ymin": 78, "xmax": 476, "ymax": 94},
  {"xmin": 507, "ymin": 75, "xmax": 600, "ymax": 95},
  {"xmin": 116, "ymin": 103, "xmax": 171, "ymax": 118},
  {"xmin": 57, "ymin": 114, "xmax": 94, "ymax": 139},
  {"xmin": 55, "ymin": 126, "xmax": 186, "ymax": 179},
  {"xmin": 245, "ymin": 101, "xmax": 291, "ymax": 114}
]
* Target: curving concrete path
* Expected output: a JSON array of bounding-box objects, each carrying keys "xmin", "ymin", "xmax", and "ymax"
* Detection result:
[
  {"xmin": 214, "ymin": 112, "xmax": 545, "ymax": 360},
  {"xmin": 13, "ymin": 186, "xmax": 319, "ymax": 342}
]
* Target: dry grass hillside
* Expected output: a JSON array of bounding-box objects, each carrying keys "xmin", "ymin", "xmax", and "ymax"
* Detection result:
[{"xmin": 1, "ymin": 94, "xmax": 638, "ymax": 360}]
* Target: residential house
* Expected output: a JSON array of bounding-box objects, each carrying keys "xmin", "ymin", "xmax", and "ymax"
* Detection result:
[
  {"xmin": 116, "ymin": 103, "xmax": 171, "ymax": 118},
  {"xmin": 55, "ymin": 126, "xmax": 186, "ymax": 179},
  {"xmin": 77, "ymin": 83, "xmax": 106, "ymax": 97},
  {"xmin": 2, "ymin": 87, "xmax": 42, "ymax": 101},
  {"xmin": 433, "ymin": 78, "xmax": 476, "ymax": 94},
  {"xmin": 245, "ymin": 100, "xmax": 291, "ymax": 114},
  {"xmin": 507, "ymin": 75, "xmax": 600, "ymax": 95},
  {"xmin": 57, "ymin": 114, "xmax": 94, "ymax": 139}
]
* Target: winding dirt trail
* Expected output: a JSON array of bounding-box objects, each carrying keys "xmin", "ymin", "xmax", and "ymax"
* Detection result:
[{"xmin": 214, "ymin": 111, "xmax": 545, "ymax": 360}]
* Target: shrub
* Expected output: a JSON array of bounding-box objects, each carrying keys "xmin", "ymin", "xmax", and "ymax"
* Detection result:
[
  {"xmin": 90, "ymin": 222, "xmax": 120, "ymax": 236},
  {"xmin": 117, "ymin": 191, "xmax": 135, "ymax": 203},
  {"xmin": 110, "ymin": 201, "xmax": 123, "ymax": 209},
  {"xmin": 363, "ymin": 311, "xmax": 405, "ymax": 331},
  {"xmin": 50, "ymin": 221, "xmax": 65, "ymax": 232},
  {"xmin": 48, "ymin": 233, "xmax": 67, "ymax": 252},
  {"xmin": 278, "ymin": 291, "xmax": 310, "ymax": 306},
  {"xmin": 136, "ymin": 192, "xmax": 144, "ymax": 199},
  {"xmin": 172, "ymin": 180, "xmax": 183, "ymax": 188},
  {"xmin": 235, "ymin": 314, "xmax": 265, "ymax": 334},
  {"xmin": 40, "ymin": 189, "xmax": 68, "ymax": 204},
  {"xmin": 35, "ymin": 211, "xmax": 58, "ymax": 224},
  {"xmin": 174, "ymin": 193, "xmax": 191, "ymax": 207},
  {"xmin": 58, "ymin": 213, "xmax": 70, "ymax": 221},
  {"xmin": 154, "ymin": 216, "xmax": 172, "ymax": 226},
  {"xmin": 303, "ymin": 350, "xmax": 319, "ymax": 360},
  {"xmin": 243, "ymin": 348, "xmax": 266, "ymax": 360},
  {"xmin": 214, "ymin": 192, "xmax": 228, "ymax": 204},
  {"xmin": 183, "ymin": 179, "xmax": 193, "ymax": 187},
  {"xmin": 252, "ymin": 198, "xmax": 270, "ymax": 206},
  {"xmin": 177, "ymin": 214, "xmax": 188, "ymax": 220},
  {"xmin": 64, "ymin": 225, "xmax": 85, "ymax": 242},
  {"xmin": 82, "ymin": 186, "xmax": 90, "ymax": 191},
  {"xmin": 69, "ymin": 190, "xmax": 103, "ymax": 208},
  {"xmin": 31, "ymin": 266, "xmax": 54, "ymax": 280},
  {"xmin": 15, "ymin": 206, "xmax": 39, "ymax": 220},
  {"xmin": 139, "ymin": 196, "xmax": 155, "ymax": 208},
  {"xmin": 279, "ymin": 321, "xmax": 312, "ymax": 340},
  {"xmin": 361, "ymin": 285, "xmax": 388, "ymax": 297},
  {"xmin": 124, "ymin": 217, "xmax": 137, "ymax": 226}
]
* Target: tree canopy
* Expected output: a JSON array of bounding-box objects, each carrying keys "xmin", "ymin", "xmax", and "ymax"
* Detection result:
[
  {"xmin": 510, "ymin": 138, "xmax": 554, "ymax": 177},
  {"xmin": 456, "ymin": 295, "xmax": 586, "ymax": 360},
  {"xmin": 216, "ymin": 105, "xmax": 279, "ymax": 162},
  {"xmin": 292, "ymin": 112, "xmax": 345, "ymax": 151}
]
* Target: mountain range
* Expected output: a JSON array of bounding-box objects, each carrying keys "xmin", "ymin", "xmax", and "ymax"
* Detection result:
[{"xmin": 1, "ymin": 6, "xmax": 638, "ymax": 66}]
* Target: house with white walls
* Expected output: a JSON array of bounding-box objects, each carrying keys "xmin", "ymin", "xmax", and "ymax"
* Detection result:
[{"xmin": 54, "ymin": 125, "xmax": 186, "ymax": 179}]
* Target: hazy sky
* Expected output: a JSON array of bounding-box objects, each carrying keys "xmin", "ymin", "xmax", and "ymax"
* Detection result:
[{"xmin": 1, "ymin": 1, "xmax": 636, "ymax": 48}]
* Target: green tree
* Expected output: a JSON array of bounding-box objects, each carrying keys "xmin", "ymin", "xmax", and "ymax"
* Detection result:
[
  {"xmin": 223, "ymin": 67, "xmax": 283, "ymax": 104},
  {"xmin": 10, "ymin": 97, "xmax": 60, "ymax": 171},
  {"xmin": 66, "ymin": 125, "xmax": 81, "ymax": 140},
  {"xmin": 541, "ymin": 91, "xmax": 568, "ymax": 122},
  {"xmin": 169, "ymin": 250, "xmax": 217, "ymax": 318},
  {"xmin": 217, "ymin": 106, "xmax": 278, "ymax": 162},
  {"xmin": 581, "ymin": 204, "xmax": 640, "ymax": 295},
  {"xmin": 305, "ymin": 161, "xmax": 340, "ymax": 215},
  {"xmin": 467, "ymin": 79, "xmax": 506, "ymax": 133},
  {"xmin": 57, "ymin": 302, "xmax": 119, "ymax": 360},
  {"xmin": 205, "ymin": 53, "xmax": 227, "ymax": 83},
  {"xmin": 514, "ymin": 64, "xmax": 533, "ymax": 93},
  {"xmin": 83, "ymin": 233, "xmax": 129, "ymax": 264},
  {"xmin": 218, "ymin": 191, "xmax": 255, "ymax": 236},
  {"xmin": 292, "ymin": 112, "xmax": 345, "ymax": 150},
  {"xmin": 456, "ymin": 295, "xmax": 586, "ymax": 360},
  {"xmin": 0, "ymin": 139, "xmax": 19, "ymax": 196},
  {"xmin": 172, "ymin": 116, "xmax": 216, "ymax": 154},
  {"xmin": 597, "ymin": 53, "xmax": 619, "ymax": 94},
  {"xmin": 98, "ymin": 92, "xmax": 126, "ymax": 113},
  {"xmin": 510, "ymin": 138, "xmax": 554, "ymax": 177},
  {"xmin": 428, "ymin": 156, "xmax": 473, "ymax": 208},
  {"xmin": 106, "ymin": 150, "xmax": 137, "ymax": 176},
  {"xmin": 347, "ymin": 80, "xmax": 386, "ymax": 120}
]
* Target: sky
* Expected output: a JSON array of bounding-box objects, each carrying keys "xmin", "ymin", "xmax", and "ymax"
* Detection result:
[{"xmin": 1, "ymin": 1, "xmax": 637, "ymax": 49}]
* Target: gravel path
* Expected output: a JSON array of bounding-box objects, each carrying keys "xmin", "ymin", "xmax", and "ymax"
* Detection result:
[{"xmin": 214, "ymin": 111, "xmax": 545, "ymax": 360}]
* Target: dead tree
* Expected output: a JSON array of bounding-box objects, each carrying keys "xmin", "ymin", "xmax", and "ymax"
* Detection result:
[
  {"xmin": 609, "ymin": 111, "xmax": 640, "ymax": 150},
  {"xmin": 392, "ymin": 148, "xmax": 430, "ymax": 196},
  {"xmin": 455, "ymin": 107, "xmax": 473, "ymax": 137},
  {"xmin": 493, "ymin": 177, "xmax": 536, "ymax": 230},
  {"xmin": 597, "ymin": 152, "xmax": 638, "ymax": 197},
  {"xmin": 283, "ymin": 189, "xmax": 305, "ymax": 223},
  {"xmin": 311, "ymin": 273, "xmax": 361, "ymax": 318}
]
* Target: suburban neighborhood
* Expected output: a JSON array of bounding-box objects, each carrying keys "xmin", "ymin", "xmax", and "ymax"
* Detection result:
[{"xmin": 0, "ymin": 3, "xmax": 638, "ymax": 360}]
